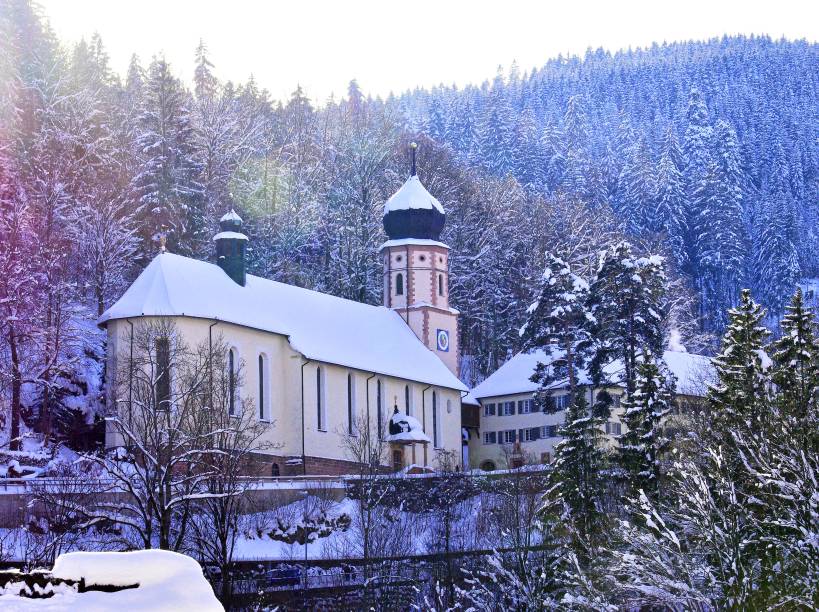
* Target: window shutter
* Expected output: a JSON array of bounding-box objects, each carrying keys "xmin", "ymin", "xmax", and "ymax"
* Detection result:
[
  {"xmin": 509, "ymin": 402, "xmax": 516, "ymax": 416},
  {"xmin": 530, "ymin": 427, "xmax": 540, "ymax": 441},
  {"xmin": 517, "ymin": 400, "xmax": 524, "ymax": 413}
]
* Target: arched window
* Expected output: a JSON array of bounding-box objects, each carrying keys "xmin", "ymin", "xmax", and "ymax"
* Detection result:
[
  {"xmin": 404, "ymin": 385, "xmax": 411, "ymax": 415},
  {"xmin": 155, "ymin": 337, "xmax": 171, "ymax": 410},
  {"xmin": 347, "ymin": 373, "xmax": 356, "ymax": 435},
  {"xmin": 438, "ymin": 273, "xmax": 444, "ymax": 296},
  {"xmin": 228, "ymin": 348, "xmax": 237, "ymax": 416},
  {"xmin": 432, "ymin": 390, "xmax": 440, "ymax": 447},
  {"xmin": 316, "ymin": 366, "xmax": 325, "ymax": 431},
  {"xmin": 396, "ymin": 273, "xmax": 404, "ymax": 296},
  {"xmin": 376, "ymin": 379, "xmax": 384, "ymax": 438},
  {"xmin": 258, "ymin": 354, "xmax": 269, "ymax": 420}
]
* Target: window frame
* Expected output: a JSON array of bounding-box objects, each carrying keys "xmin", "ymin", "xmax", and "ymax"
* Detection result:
[
  {"xmin": 228, "ymin": 346, "xmax": 239, "ymax": 417},
  {"xmin": 316, "ymin": 365, "xmax": 326, "ymax": 431},
  {"xmin": 432, "ymin": 390, "xmax": 441, "ymax": 448},
  {"xmin": 155, "ymin": 336, "xmax": 171, "ymax": 412},
  {"xmin": 376, "ymin": 378, "xmax": 384, "ymax": 438},
  {"xmin": 257, "ymin": 352, "xmax": 270, "ymax": 421},
  {"xmin": 347, "ymin": 372, "xmax": 356, "ymax": 436}
]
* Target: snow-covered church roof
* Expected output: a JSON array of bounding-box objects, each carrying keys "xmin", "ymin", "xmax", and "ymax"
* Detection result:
[
  {"xmin": 470, "ymin": 348, "xmax": 714, "ymax": 400},
  {"xmin": 384, "ymin": 175, "xmax": 445, "ymax": 215},
  {"xmin": 98, "ymin": 253, "xmax": 466, "ymax": 391}
]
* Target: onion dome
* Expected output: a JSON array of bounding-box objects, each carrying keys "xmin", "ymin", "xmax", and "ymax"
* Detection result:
[{"xmin": 383, "ymin": 143, "xmax": 445, "ymax": 241}]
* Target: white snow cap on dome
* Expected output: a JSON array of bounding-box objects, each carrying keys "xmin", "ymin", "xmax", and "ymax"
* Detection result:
[
  {"xmin": 384, "ymin": 175, "xmax": 445, "ymax": 215},
  {"xmin": 220, "ymin": 209, "xmax": 243, "ymax": 223}
]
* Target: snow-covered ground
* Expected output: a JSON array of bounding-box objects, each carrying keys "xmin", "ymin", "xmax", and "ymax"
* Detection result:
[{"xmin": 0, "ymin": 550, "xmax": 221, "ymax": 611}]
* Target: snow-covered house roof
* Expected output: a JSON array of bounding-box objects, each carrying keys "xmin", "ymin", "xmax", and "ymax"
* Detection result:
[
  {"xmin": 98, "ymin": 253, "xmax": 466, "ymax": 392},
  {"xmin": 383, "ymin": 175, "xmax": 445, "ymax": 215},
  {"xmin": 470, "ymin": 348, "xmax": 714, "ymax": 400}
]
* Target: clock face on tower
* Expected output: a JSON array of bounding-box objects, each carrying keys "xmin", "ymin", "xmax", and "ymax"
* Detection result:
[{"xmin": 436, "ymin": 329, "xmax": 450, "ymax": 352}]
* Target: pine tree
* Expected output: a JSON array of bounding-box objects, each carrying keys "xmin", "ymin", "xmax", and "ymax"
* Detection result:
[
  {"xmin": 616, "ymin": 351, "xmax": 675, "ymax": 500},
  {"xmin": 655, "ymin": 128, "xmax": 688, "ymax": 271},
  {"xmin": 561, "ymin": 95, "xmax": 594, "ymax": 203},
  {"xmin": 617, "ymin": 136, "xmax": 656, "ymax": 234},
  {"xmin": 521, "ymin": 253, "xmax": 590, "ymax": 395},
  {"xmin": 707, "ymin": 289, "xmax": 771, "ymax": 449},
  {"xmin": 770, "ymin": 288, "xmax": 819, "ymax": 424},
  {"xmin": 130, "ymin": 57, "xmax": 205, "ymax": 260},
  {"xmin": 542, "ymin": 393, "xmax": 607, "ymax": 558},
  {"xmin": 586, "ymin": 242, "xmax": 667, "ymax": 398}
]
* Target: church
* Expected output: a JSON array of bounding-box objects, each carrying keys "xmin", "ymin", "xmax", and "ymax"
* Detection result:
[{"xmin": 98, "ymin": 147, "xmax": 467, "ymax": 476}]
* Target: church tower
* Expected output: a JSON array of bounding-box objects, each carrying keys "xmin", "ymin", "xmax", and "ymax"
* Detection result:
[{"xmin": 381, "ymin": 143, "xmax": 459, "ymax": 377}]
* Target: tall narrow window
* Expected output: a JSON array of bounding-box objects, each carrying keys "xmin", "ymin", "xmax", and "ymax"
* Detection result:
[
  {"xmin": 347, "ymin": 373, "xmax": 355, "ymax": 435},
  {"xmin": 316, "ymin": 366, "xmax": 324, "ymax": 430},
  {"xmin": 155, "ymin": 337, "xmax": 170, "ymax": 410},
  {"xmin": 404, "ymin": 385, "xmax": 411, "ymax": 415},
  {"xmin": 376, "ymin": 379, "xmax": 383, "ymax": 437},
  {"xmin": 228, "ymin": 348, "xmax": 237, "ymax": 416},
  {"xmin": 438, "ymin": 273, "xmax": 444, "ymax": 296},
  {"xmin": 258, "ymin": 354, "xmax": 268, "ymax": 420},
  {"xmin": 396, "ymin": 273, "xmax": 404, "ymax": 296},
  {"xmin": 432, "ymin": 390, "xmax": 440, "ymax": 447}
]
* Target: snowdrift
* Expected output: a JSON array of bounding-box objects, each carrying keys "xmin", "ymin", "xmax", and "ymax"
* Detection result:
[{"xmin": 0, "ymin": 549, "xmax": 222, "ymax": 611}]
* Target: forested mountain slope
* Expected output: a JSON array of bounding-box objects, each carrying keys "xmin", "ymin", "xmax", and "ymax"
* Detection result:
[{"xmin": 394, "ymin": 36, "xmax": 818, "ymax": 331}]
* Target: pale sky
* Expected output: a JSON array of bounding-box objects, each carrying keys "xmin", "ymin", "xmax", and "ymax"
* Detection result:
[{"xmin": 38, "ymin": 0, "xmax": 818, "ymax": 104}]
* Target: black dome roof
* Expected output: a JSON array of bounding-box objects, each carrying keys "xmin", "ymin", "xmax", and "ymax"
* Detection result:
[{"xmin": 382, "ymin": 176, "xmax": 446, "ymax": 241}]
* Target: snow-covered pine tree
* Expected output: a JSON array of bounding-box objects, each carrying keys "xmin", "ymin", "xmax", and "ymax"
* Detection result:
[
  {"xmin": 542, "ymin": 392, "xmax": 608, "ymax": 559},
  {"xmin": 770, "ymin": 288, "xmax": 819, "ymax": 427},
  {"xmin": 520, "ymin": 252, "xmax": 590, "ymax": 397},
  {"xmin": 616, "ymin": 351, "xmax": 675, "ymax": 500},
  {"xmin": 655, "ymin": 127, "xmax": 688, "ymax": 272},
  {"xmin": 475, "ymin": 68, "xmax": 515, "ymax": 176},
  {"xmin": 707, "ymin": 288, "xmax": 770, "ymax": 458},
  {"xmin": 586, "ymin": 242, "xmax": 667, "ymax": 398},
  {"xmin": 696, "ymin": 120, "xmax": 747, "ymax": 331},
  {"xmin": 561, "ymin": 95, "xmax": 594, "ymax": 203},
  {"xmin": 130, "ymin": 57, "xmax": 205, "ymax": 261}
]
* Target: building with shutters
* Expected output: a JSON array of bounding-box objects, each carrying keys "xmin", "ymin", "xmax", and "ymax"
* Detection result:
[{"xmin": 467, "ymin": 348, "xmax": 714, "ymax": 471}]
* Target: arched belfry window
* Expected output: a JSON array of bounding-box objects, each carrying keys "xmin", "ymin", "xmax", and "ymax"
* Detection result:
[
  {"xmin": 396, "ymin": 273, "xmax": 404, "ymax": 296},
  {"xmin": 438, "ymin": 273, "xmax": 444, "ymax": 296}
]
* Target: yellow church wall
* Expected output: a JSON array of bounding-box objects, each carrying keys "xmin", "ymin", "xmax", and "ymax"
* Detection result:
[{"xmin": 104, "ymin": 316, "xmax": 464, "ymax": 471}]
